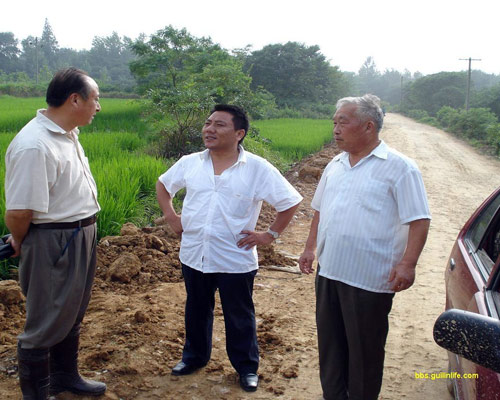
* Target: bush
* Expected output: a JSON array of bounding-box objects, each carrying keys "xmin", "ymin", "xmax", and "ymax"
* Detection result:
[
  {"xmin": 406, "ymin": 109, "xmax": 430, "ymax": 120},
  {"xmin": 437, "ymin": 106, "xmax": 460, "ymax": 129},
  {"xmin": 0, "ymin": 83, "xmax": 46, "ymax": 97},
  {"xmin": 486, "ymin": 123, "xmax": 500, "ymax": 155},
  {"xmin": 419, "ymin": 116, "xmax": 439, "ymax": 127},
  {"xmin": 450, "ymin": 108, "xmax": 498, "ymax": 140}
]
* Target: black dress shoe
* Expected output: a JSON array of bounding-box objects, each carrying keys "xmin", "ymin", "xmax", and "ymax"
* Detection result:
[
  {"xmin": 239, "ymin": 373, "xmax": 258, "ymax": 392},
  {"xmin": 171, "ymin": 361, "xmax": 204, "ymax": 376}
]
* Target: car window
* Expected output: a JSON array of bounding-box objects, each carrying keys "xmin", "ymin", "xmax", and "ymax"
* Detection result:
[
  {"xmin": 467, "ymin": 192, "xmax": 500, "ymax": 276},
  {"xmin": 468, "ymin": 192, "xmax": 500, "ymax": 249}
]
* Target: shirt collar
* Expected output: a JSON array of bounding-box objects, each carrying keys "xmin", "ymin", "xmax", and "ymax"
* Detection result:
[
  {"xmin": 337, "ymin": 140, "xmax": 388, "ymax": 165},
  {"xmin": 36, "ymin": 109, "xmax": 80, "ymax": 136},
  {"xmin": 371, "ymin": 140, "xmax": 388, "ymax": 160},
  {"xmin": 199, "ymin": 145, "xmax": 248, "ymax": 164}
]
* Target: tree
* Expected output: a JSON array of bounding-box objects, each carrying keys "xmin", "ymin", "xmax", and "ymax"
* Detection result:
[
  {"xmin": 40, "ymin": 19, "xmax": 59, "ymax": 70},
  {"xmin": 88, "ymin": 32, "xmax": 136, "ymax": 90},
  {"xmin": 472, "ymin": 83, "xmax": 500, "ymax": 120},
  {"xmin": 244, "ymin": 42, "xmax": 348, "ymax": 108},
  {"xmin": 130, "ymin": 26, "xmax": 275, "ymax": 157},
  {"xmin": 404, "ymin": 72, "xmax": 467, "ymax": 115},
  {"xmin": 0, "ymin": 32, "xmax": 20, "ymax": 73},
  {"xmin": 357, "ymin": 56, "xmax": 381, "ymax": 95}
]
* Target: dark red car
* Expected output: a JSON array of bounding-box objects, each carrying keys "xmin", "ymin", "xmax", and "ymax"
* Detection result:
[{"xmin": 434, "ymin": 187, "xmax": 500, "ymax": 399}]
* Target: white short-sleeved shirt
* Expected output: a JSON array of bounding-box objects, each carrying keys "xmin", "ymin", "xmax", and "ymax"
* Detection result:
[
  {"xmin": 158, "ymin": 146, "xmax": 303, "ymax": 273},
  {"xmin": 5, "ymin": 110, "xmax": 100, "ymax": 223},
  {"xmin": 311, "ymin": 140, "xmax": 431, "ymax": 293}
]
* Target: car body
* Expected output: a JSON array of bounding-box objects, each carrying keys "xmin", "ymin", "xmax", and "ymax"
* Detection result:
[{"xmin": 441, "ymin": 186, "xmax": 500, "ymax": 399}]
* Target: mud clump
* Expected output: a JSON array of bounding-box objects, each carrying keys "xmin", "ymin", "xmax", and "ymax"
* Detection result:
[
  {"xmin": 0, "ymin": 280, "xmax": 25, "ymax": 346},
  {"xmin": 0, "ymin": 280, "xmax": 24, "ymax": 305}
]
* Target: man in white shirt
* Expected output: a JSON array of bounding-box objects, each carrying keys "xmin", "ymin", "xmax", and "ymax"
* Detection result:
[
  {"xmin": 4, "ymin": 68, "xmax": 106, "ymax": 399},
  {"xmin": 156, "ymin": 104, "xmax": 302, "ymax": 392},
  {"xmin": 299, "ymin": 94, "xmax": 431, "ymax": 400}
]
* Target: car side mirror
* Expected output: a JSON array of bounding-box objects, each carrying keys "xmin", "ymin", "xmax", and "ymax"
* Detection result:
[{"xmin": 433, "ymin": 309, "xmax": 500, "ymax": 373}]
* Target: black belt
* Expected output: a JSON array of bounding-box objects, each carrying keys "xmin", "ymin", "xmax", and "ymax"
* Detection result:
[{"xmin": 32, "ymin": 215, "xmax": 97, "ymax": 229}]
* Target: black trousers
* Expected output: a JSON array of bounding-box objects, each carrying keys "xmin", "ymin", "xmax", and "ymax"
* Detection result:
[
  {"xmin": 316, "ymin": 273, "xmax": 394, "ymax": 400},
  {"xmin": 180, "ymin": 264, "xmax": 259, "ymax": 375}
]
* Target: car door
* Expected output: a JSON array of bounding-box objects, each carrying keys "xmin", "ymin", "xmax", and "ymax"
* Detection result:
[{"xmin": 445, "ymin": 187, "xmax": 500, "ymax": 399}]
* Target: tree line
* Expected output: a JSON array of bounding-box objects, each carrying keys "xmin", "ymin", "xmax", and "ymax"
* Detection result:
[
  {"xmin": 2, "ymin": 20, "xmax": 500, "ymax": 156},
  {"xmin": 1, "ymin": 20, "xmax": 426, "ymax": 112}
]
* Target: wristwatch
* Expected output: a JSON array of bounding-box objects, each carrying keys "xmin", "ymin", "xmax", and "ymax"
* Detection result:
[{"xmin": 267, "ymin": 228, "xmax": 279, "ymax": 239}]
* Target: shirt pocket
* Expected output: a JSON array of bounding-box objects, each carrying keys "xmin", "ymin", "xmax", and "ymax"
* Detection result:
[
  {"xmin": 355, "ymin": 180, "xmax": 391, "ymax": 212},
  {"xmin": 227, "ymin": 192, "xmax": 254, "ymax": 218}
]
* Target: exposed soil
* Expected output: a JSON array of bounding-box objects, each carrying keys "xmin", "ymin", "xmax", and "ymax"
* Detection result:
[{"xmin": 1, "ymin": 113, "xmax": 500, "ymax": 399}]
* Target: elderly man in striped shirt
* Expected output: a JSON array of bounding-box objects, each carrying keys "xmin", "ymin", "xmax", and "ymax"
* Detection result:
[{"xmin": 299, "ymin": 94, "xmax": 431, "ymax": 400}]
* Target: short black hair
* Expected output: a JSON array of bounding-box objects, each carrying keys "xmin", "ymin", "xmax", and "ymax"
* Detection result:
[
  {"xmin": 46, "ymin": 67, "xmax": 91, "ymax": 107},
  {"xmin": 210, "ymin": 104, "xmax": 249, "ymax": 145}
]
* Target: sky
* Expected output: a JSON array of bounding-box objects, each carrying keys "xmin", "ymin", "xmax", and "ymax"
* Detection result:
[{"xmin": 1, "ymin": 0, "xmax": 498, "ymax": 76}]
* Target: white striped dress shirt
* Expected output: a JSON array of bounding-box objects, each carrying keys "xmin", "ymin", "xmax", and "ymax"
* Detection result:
[{"xmin": 311, "ymin": 141, "xmax": 431, "ymax": 293}]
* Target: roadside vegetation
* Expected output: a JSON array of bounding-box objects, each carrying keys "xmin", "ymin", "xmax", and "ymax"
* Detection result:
[{"xmin": 390, "ymin": 71, "xmax": 500, "ymax": 156}]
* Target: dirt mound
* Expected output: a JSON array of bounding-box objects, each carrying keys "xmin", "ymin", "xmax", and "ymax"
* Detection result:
[{"xmin": 0, "ymin": 281, "xmax": 24, "ymax": 347}]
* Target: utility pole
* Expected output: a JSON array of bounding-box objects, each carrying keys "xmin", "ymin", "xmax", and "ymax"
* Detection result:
[
  {"xmin": 35, "ymin": 37, "xmax": 39, "ymax": 85},
  {"xmin": 459, "ymin": 57, "xmax": 481, "ymax": 112},
  {"xmin": 29, "ymin": 37, "xmax": 40, "ymax": 84},
  {"xmin": 400, "ymin": 75, "xmax": 403, "ymax": 109}
]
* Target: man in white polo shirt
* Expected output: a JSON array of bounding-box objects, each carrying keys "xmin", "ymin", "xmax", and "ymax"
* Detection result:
[
  {"xmin": 156, "ymin": 104, "xmax": 302, "ymax": 392},
  {"xmin": 299, "ymin": 94, "xmax": 431, "ymax": 400},
  {"xmin": 4, "ymin": 68, "xmax": 106, "ymax": 399}
]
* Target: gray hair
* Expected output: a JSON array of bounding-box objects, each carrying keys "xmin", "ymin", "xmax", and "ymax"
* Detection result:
[{"xmin": 336, "ymin": 94, "xmax": 384, "ymax": 133}]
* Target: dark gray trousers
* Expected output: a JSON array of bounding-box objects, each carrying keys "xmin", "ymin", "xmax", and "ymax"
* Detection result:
[
  {"xmin": 18, "ymin": 223, "xmax": 97, "ymax": 349},
  {"xmin": 316, "ymin": 273, "xmax": 394, "ymax": 400}
]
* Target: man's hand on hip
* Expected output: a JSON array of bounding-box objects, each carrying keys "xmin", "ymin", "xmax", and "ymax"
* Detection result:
[
  {"xmin": 165, "ymin": 214, "xmax": 183, "ymax": 236},
  {"xmin": 237, "ymin": 230, "xmax": 274, "ymax": 250}
]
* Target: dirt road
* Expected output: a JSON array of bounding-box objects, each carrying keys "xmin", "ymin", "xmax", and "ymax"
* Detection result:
[
  {"xmin": 379, "ymin": 114, "xmax": 500, "ymax": 399},
  {"xmin": 1, "ymin": 113, "xmax": 500, "ymax": 399}
]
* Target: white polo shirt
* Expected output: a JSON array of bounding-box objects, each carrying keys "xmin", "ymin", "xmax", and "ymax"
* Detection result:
[
  {"xmin": 158, "ymin": 146, "xmax": 303, "ymax": 273},
  {"xmin": 5, "ymin": 110, "xmax": 100, "ymax": 223},
  {"xmin": 311, "ymin": 140, "xmax": 431, "ymax": 293}
]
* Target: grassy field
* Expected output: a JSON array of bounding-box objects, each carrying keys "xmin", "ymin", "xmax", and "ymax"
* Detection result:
[
  {"xmin": 0, "ymin": 96, "xmax": 333, "ymax": 278},
  {"xmin": 254, "ymin": 118, "xmax": 333, "ymax": 162},
  {"xmin": 0, "ymin": 96, "xmax": 148, "ymax": 134}
]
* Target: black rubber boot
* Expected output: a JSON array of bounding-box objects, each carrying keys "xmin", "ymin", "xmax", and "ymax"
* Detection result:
[
  {"xmin": 49, "ymin": 326, "xmax": 106, "ymax": 396},
  {"xmin": 17, "ymin": 343, "xmax": 50, "ymax": 400}
]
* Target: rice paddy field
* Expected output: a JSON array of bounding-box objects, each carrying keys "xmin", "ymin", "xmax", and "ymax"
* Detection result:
[
  {"xmin": 253, "ymin": 118, "xmax": 333, "ymax": 162},
  {"xmin": 0, "ymin": 95, "xmax": 333, "ymax": 277}
]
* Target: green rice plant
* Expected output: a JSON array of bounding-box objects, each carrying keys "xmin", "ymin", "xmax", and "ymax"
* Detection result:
[
  {"xmin": 253, "ymin": 118, "xmax": 333, "ymax": 162},
  {"xmin": 80, "ymin": 98, "xmax": 148, "ymax": 135},
  {"xmin": 79, "ymin": 132, "xmax": 147, "ymax": 160},
  {"xmin": 0, "ymin": 96, "xmax": 45, "ymax": 133},
  {"xmin": 0, "ymin": 259, "xmax": 18, "ymax": 280},
  {"xmin": 0, "ymin": 96, "xmax": 148, "ymax": 135},
  {"xmin": 0, "ymin": 133, "xmax": 15, "ymax": 236},
  {"xmin": 243, "ymin": 136, "xmax": 289, "ymax": 172},
  {"xmin": 91, "ymin": 155, "xmax": 171, "ymax": 237}
]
